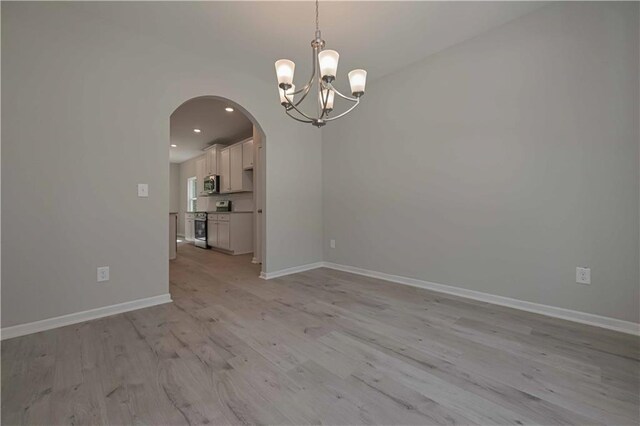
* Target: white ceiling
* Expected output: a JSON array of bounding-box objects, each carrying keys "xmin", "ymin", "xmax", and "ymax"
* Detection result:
[
  {"xmin": 71, "ymin": 1, "xmax": 545, "ymax": 90},
  {"xmin": 72, "ymin": 1, "xmax": 546, "ymax": 163},
  {"xmin": 170, "ymin": 97, "xmax": 253, "ymax": 163}
]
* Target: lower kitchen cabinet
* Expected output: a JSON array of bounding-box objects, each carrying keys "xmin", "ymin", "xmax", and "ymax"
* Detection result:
[
  {"xmin": 207, "ymin": 212, "xmax": 252, "ymax": 255},
  {"xmin": 206, "ymin": 221, "xmax": 217, "ymax": 247},
  {"xmin": 217, "ymin": 220, "xmax": 230, "ymax": 250},
  {"xmin": 185, "ymin": 213, "xmax": 195, "ymax": 242}
]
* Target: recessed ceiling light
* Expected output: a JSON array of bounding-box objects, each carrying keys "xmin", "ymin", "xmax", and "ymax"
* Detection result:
[
  {"xmin": 193, "ymin": 128, "xmax": 201, "ymax": 133},
  {"xmin": 171, "ymin": 144, "xmax": 177, "ymax": 148},
  {"xmin": 225, "ymin": 107, "xmax": 234, "ymax": 112}
]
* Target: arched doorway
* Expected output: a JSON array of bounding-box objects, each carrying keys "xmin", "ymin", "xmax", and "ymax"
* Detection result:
[{"xmin": 168, "ymin": 95, "xmax": 266, "ymax": 276}]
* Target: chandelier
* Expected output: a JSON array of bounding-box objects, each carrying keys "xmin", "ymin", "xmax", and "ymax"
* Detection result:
[{"xmin": 274, "ymin": 0, "xmax": 367, "ymax": 127}]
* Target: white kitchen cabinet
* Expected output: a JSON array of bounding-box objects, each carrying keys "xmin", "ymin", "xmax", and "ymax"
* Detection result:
[
  {"xmin": 230, "ymin": 144, "xmax": 243, "ymax": 192},
  {"xmin": 242, "ymin": 139, "xmax": 254, "ymax": 170},
  {"xmin": 185, "ymin": 213, "xmax": 195, "ymax": 242},
  {"xmin": 206, "ymin": 219, "xmax": 218, "ymax": 247},
  {"xmin": 219, "ymin": 143, "xmax": 252, "ymax": 193},
  {"xmin": 206, "ymin": 213, "xmax": 253, "ymax": 254},
  {"xmin": 205, "ymin": 146, "xmax": 217, "ymax": 176},
  {"xmin": 217, "ymin": 220, "xmax": 230, "ymax": 250},
  {"xmin": 219, "ymin": 147, "xmax": 231, "ymax": 193},
  {"xmin": 195, "ymin": 156, "xmax": 206, "ymax": 196}
]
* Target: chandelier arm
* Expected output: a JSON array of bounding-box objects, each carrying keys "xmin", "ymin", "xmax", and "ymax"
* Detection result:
[
  {"xmin": 320, "ymin": 87, "xmax": 331, "ymax": 118},
  {"xmin": 290, "ymin": 45, "xmax": 319, "ymax": 107},
  {"xmin": 293, "ymin": 83, "xmax": 313, "ymax": 107},
  {"xmin": 325, "ymin": 82, "xmax": 358, "ymax": 102},
  {"xmin": 323, "ymin": 98, "xmax": 360, "ymax": 122},
  {"xmin": 286, "ymin": 108, "xmax": 314, "ymax": 124},
  {"xmin": 284, "ymin": 92, "xmax": 316, "ymax": 121}
]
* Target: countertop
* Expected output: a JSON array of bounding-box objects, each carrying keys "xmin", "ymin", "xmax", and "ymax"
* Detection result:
[
  {"xmin": 184, "ymin": 211, "xmax": 253, "ymax": 215},
  {"xmin": 206, "ymin": 211, "xmax": 252, "ymax": 214}
]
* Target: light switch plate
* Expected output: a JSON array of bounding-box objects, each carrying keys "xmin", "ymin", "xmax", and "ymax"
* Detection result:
[
  {"xmin": 330, "ymin": 239, "xmax": 336, "ymax": 249},
  {"xmin": 97, "ymin": 266, "xmax": 110, "ymax": 282},
  {"xmin": 576, "ymin": 267, "xmax": 590, "ymax": 285},
  {"xmin": 137, "ymin": 183, "xmax": 149, "ymax": 197}
]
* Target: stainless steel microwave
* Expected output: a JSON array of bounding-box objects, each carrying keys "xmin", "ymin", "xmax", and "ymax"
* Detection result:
[{"xmin": 203, "ymin": 175, "xmax": 219, "ymax": 194}]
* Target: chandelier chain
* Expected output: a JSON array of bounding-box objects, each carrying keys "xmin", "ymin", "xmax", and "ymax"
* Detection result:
[{"xmin": 315, "ymin": 0, "xmax": 319, "ymax": 32}]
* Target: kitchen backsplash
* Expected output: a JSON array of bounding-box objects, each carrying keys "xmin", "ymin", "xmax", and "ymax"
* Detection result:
[{"xmin": 197, "ymin": 192, "xmax": 254, "ymax": 212}]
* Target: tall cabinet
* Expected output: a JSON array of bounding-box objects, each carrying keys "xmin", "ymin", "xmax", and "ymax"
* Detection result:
[
  {"xmin": 219, "ymin": 148, "xmax": 230, "ymax": 192},
  {"xmin": 242, "ymin": 139, "xmax": 254, "ymax": 170},
  {"xmin": 195, "ymin": 157, "xmax": 206, "ymax": 196},
  {"xmin": 220, "ymin": 139, "xmax": 253, "ymax": 193},
  {"xmin": 204, "ymin": 145, "xmax": 218, "ymax": 176}
]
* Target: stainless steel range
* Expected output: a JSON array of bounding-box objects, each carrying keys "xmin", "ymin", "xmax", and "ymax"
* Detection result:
[{"xmin": 193, "ymin": 212, "xmax": 208, "ymax": 249}]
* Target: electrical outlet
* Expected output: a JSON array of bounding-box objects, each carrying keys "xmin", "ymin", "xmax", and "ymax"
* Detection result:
[
  {"xmin": 330, "ymin": 239, "xmax": 336, "ymax": 249},
  {"xmin": 137, "ymin": 183, "xmax": 149, "ymax": 197},
  {"xmin": 97, "ymin": 266, "xmax": 110, "ymax": 282},
  {"xmin": 576, "ymin": 267, "xmax": 590, "ymax": 285}
]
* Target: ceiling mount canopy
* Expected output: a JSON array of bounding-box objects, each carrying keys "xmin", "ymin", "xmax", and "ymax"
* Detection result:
[{"xmin": 274, "ymin": 0, "xmax": 367, "ymax": 128}]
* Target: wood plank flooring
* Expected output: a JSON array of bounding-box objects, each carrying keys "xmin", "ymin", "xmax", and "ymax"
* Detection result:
[{"xmin": 2, "ymin": 242, "xmax": 639, "ymax": 425}]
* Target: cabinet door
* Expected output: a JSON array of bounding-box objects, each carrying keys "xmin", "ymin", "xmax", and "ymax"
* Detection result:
[
  {"xmin": 242, "ymin": 140, "xmax": 253, "ymax": 170},
  {"xmin": 195, "ymin": 157, "xmax": 206, "ymax": 195},
  {"xmin": 230, "ymin": 144, "xmax": 243, "ymax": 192},
  {"xmin": 185, "ymin": 219, "xmax": 194, "ymax": 241},
  {"xmin": 220, "ymin": 148, "xmax": 230, "ymax": 192},
  {"xmin": 217, "ymin": 220, "xmax": 230, "ymax": 250},
  {"xmin": 207, "ymin": 221, "xmax": 218, "ymax": 246},
  {"xmin": 206, "ymin": 148, "xmax": 217, "ymax": 176}
]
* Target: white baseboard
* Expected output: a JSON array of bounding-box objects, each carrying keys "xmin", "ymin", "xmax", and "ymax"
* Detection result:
[
  {"xmin": 322, "ymin": 262, "xmax": 640, "ymax": 336},
  {"xmin": 260, "ymin": 262, "xmax": 325, "ymax": 280},
  {"xmin": 1, "ymin": 294, "xmax": 172, "ymax": 340}
]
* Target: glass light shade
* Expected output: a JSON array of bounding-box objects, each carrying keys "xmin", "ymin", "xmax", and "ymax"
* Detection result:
[
  {"xmin": 318, "ymin": 50, "xmax": 339, "ymax": 80},
  {"xmin": 319, "ymin": 88, "xmax": 335, "ymax": 110},
  {"xmin": 278, "ymin": 84, "xmax": 295, "ymax": 106},
  {"xmin": 275, "ymin": 59, "xmax": 295, "ymax": 87},
  {"xmin": 348, "ymin": 69, "xmax": 367, "ymax": 96}
]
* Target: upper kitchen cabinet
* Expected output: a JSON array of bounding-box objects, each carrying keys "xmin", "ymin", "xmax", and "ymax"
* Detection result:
[
  {"xmin": 205, "ymin": 146, "xmax": 217, "ymax": 176},
  {"xmin": 219, "ymin": 139, "xmax": 253, "ymax": 193},
  {"xmin": 242, "ymin": 139, "xmax": 254, "ymax": 170},
  {"xmin": 230, "ymin": 144, "xmax": 243, "ymax": 191},
  {"xmin": 219, "ymin": 147, "xmax": 230, "ymax": 192},
  {"xmin": 195, "ymin": 156, "xmax": 206, "ymax": 196}
]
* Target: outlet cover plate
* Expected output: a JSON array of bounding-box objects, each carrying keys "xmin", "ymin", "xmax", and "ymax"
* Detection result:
[
  {"xmin": 576, "ymin": 267, "xmax": 590, "ymax": 285},
  {"xmin": 97, "ymin": 266, "xmax": 110, "ymax": 282},
  {"xmin": 137, "ymin": 183, "xmax": 149, "ymax": 197}
]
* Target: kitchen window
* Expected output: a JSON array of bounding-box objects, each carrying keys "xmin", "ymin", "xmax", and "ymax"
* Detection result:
[{"xmin": 187, "ymin": 177, "xmax": 197, "ymax": 212}]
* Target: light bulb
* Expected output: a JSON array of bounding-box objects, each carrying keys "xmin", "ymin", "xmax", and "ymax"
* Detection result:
[
  {"xmin": 275, "ymin": 59, "xmax": 295, "ymax": 88},
  {"xmin": 348, "ymin": 69, "xmax": 367, "ymax": 97},
  {"xmin": 278, "ymin": 84, "xmax": 295, "ymax": 106},
  {"xmin": 319, "ymin": 88, "xmax": 335, "ymax": 111},
  {"xmin": 318, "ymin": 50, "xmax": 339, "ymax": 81}
]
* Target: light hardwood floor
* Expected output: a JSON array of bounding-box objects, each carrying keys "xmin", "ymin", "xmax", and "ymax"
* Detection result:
[{"xmin": 2, "ymin": 242, "xmax": 639, "ymax": 425}]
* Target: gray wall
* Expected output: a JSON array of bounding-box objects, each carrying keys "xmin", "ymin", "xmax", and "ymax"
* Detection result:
[
  {"xmin": 169, "ymin": 163, "xmax": 180, "ymax": 214},
  {"xmin": 322, "ymin": 2, "xmax": 639, "ymax": 323},
  {"xmin": 2, "ymin": 3, "xmax": 323, "ymax": 328}
]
